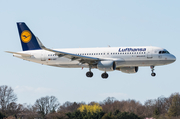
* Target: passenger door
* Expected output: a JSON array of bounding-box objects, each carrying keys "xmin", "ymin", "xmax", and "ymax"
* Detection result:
[
  {"xmin": 147, "ymin": 48, "xmax": 153, "ymax": 59},
  {"xmin": 41, "ymin": 51, "xmax": 46, "ymax": 61}
]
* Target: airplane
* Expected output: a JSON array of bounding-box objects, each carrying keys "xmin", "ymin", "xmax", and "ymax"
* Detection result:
[{"xmin": 6, "ymin": 22, "xmax": 176, "ymax": 79}]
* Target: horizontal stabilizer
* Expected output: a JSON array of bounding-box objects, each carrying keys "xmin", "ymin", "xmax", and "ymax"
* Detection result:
[{"xmin": 5, "ymin": 51, "xmax": 32, "ymax": 57}]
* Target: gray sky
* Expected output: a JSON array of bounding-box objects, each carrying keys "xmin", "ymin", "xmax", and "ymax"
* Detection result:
[{"xmin": 0, "ymin": 0, "xmax": 180, "ymax": 105}]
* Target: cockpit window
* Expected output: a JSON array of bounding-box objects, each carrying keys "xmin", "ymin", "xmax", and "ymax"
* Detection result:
[{"xmin": 159, "ymin": 51, "xmax": 170, "ymax": 54}]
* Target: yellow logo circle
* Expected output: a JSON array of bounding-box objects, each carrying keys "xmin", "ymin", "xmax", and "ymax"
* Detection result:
[{"xmin": 21, "ymin": 30, "xmax": 32, "ymax": 43}]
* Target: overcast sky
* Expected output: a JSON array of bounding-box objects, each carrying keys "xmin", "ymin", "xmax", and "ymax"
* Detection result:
[{"xmin": 0, "ymin": 0, "xmax": 180, "ymax": 105}]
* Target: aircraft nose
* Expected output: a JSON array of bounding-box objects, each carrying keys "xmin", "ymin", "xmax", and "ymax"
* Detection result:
[{"xmin": 170, "ymin": 54, "xmax": 176, "ymax": 63}]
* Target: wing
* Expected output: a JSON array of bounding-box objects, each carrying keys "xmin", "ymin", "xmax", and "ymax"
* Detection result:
[
  {"xmin": 5, "ymin": 51, "xmax": 32, "ymax": 57},
  {"xmin": 42, "ymin": 47, "xmax": 100, "ymax": 65},
  {"xmin": 36, "ymin": 36, "xmax": 100, "ymax": 65}
]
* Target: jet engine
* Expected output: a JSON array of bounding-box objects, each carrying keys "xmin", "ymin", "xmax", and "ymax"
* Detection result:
[
  {"xmin": 116, "ymin": 67, "xmax": 138, "ymax": 73},
  {"xmin": 97, "ymin": 61, "xmax": 116, "ymax": 71}
]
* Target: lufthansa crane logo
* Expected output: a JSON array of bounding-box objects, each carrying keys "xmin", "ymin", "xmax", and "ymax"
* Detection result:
[{"xmin": 21, "ymin": 30, "xmax": 32, "ymax": 43}]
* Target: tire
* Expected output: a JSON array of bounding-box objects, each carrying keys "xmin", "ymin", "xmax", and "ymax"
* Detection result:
[
  {"xmin": 151, "ymin": 73, "xmax": 156, "ymax": 77},
  {"xmin": 86, "ymin": 71, "xmax": 93, "ymax": 77},
  {"xmin": 101, "ymin": 73, "xmax": 108, "ymax": 79}
]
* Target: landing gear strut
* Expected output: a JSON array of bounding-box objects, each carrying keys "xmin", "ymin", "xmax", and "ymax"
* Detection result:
[
  {"xmin": 101, "ymin": 72, "xmax": 108, "ymax": 79},
  {"xmin": 86, "ymin": 66, "xmax": 93, "ymax": 78},
  {"xmin": 150, "ymin": 66, "xmax": 156, "ymax": 77}
]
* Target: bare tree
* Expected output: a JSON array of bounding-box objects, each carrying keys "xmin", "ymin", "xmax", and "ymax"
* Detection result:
[
  {"xmin": 17, "ymin": 104, "xmax": 41, "ymax": 119},
  {"xmin": 34, "ymin": 96, "xmax": 60, "ymax": 118},
  {"xmin": 102, "ymin": 97, "xmax": 116, "ymax": 105},
  {"xmin": 0, "ymin": 85, "xmax": 17, "ymax": 113},
  {"xmin": 58, "ymin": 101, "xmax": 84, "ymax": 113},
  {"xmin": 46, "ymin": 112, "xmax": 68, "ymax": 119},
  {"xmin": 144, "ymin": 99, "xmax": 155, "ymax": 117}
]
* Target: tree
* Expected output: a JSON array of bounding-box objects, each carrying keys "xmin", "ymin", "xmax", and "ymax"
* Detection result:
[
  {"xmin": 66, "ymin": 109, "xmax": 105, "ymax": 119},
  {"xmin": 65, "ymin": 103, "xmax": 105, "ymax": 119},
  {"xmin": 58, "ymin": 101, "xmax": 83, "ymax": 113},
  {"xmin": 153, "ymin": 107, "xmax": 160, "ymax": 118},
  {"xmin": 102, "ymin": 112, "xmax": 115, "ymax": 119},
  {"xmin": 168, "ymin": 93, "xmax": 180, "ymax": 117},
  {"xmin": 0, "ymin": 111, "xmax": 5, "ymax": 119},
  {"xmin": 115, "ymin": 112, "xmax": 141, "ymax": 119},
  {"xmin": 35, "ymin": 96, "xmax": 60, "ymax": 118},
  {"xmin": 0, "ymin": 85, "xmax": 17, "ymax": 114},
  {"xmin": 17, "ymin": 104, "xmax": 41, "ymax": 119},
  {"xmin": 78, "ymin": 103, "xmax": 102, "ymax": 113},
  {"xmin": 103, "ymin": 97, "xmax": 116, "ymax": 105},
  {"xmin": 3, "ymin": 116, "xmax": 16, "ymax": 119},
  {"xmin": 46, "ymin": 112, "xmax": 68, "ymax": 119}
]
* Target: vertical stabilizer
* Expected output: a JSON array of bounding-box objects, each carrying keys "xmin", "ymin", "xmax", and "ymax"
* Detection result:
[{"xmin": 17, "ymin": 22, "xmax": 41, "ymax": 51}]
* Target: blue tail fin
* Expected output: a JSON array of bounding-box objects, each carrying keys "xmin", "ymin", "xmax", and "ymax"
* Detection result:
[{"xmin": 17, "ymin": 22, "xmax": 41, "ymax": 51}]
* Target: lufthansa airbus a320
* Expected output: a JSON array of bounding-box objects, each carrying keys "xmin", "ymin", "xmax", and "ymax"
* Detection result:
[{"xmin": 6, "ymin": 22, "xmax": 176, "ymax": 79}]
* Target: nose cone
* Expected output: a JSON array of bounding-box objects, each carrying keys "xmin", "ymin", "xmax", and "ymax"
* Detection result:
[{"xmin": 169, "ymin": 54, "xmax": 176, "ymax": 63}]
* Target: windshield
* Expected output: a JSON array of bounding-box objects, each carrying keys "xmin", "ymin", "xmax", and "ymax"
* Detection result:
[{"xmin": 159, "ymin": 50, "xmax": 170, "ymax": 54}]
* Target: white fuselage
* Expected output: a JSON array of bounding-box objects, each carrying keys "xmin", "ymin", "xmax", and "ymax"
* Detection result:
[{"xmin": 14, "ymin": 46, "xmax": 176, "ymax": 69}]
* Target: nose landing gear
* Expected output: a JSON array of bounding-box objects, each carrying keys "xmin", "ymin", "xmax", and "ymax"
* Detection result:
[{"xmin": 150, "ymin": 66, "xmax": 156, "ymax": 77}]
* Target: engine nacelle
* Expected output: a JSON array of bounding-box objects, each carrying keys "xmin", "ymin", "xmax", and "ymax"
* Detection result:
[
  {"xmin": 97, "ymin": 61, "xmax": 116, "ymax": 71},
  {"xmin": 117, "ymin": 67, "xmax": 138, "ymax": 74}
]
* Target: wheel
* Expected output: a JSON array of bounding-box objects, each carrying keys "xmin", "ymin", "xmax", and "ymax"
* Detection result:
[
  {"xmin": 101, "ymin": 73, "xmax": 108, "ymax": 79},
  {"xmin": 90, "ymin": 72, "xmax": 93, "ymax": 77},
  {"xmin": 151, "ymin": 73, "xmax": 156, "ymax": 77},
  {"xmin": 86, "ymin": 71, "xmax": 93, "ymax": 77}
]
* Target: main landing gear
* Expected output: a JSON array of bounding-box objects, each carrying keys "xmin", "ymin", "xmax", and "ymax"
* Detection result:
[
  {"xmin": 86, "ymin": 71, "xmax": 93, "ymax": 77},
  {"xmin": 101, "ymin": 72, "xmax": 108, "ymax": 79},
  {"xmin": 86, "ymin": 66, "xmax": 93, "ymax": 78},
  {"xmin": 86, "ymin": 71, "xmax": 109, "ymax": 79},
  {"xmin": 150, "ymin": 66, "xmax": 156, "ymax": 77},
  {"xmin": 86, "ymin": 66, "xmax": 109, "ymax": 79}
]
